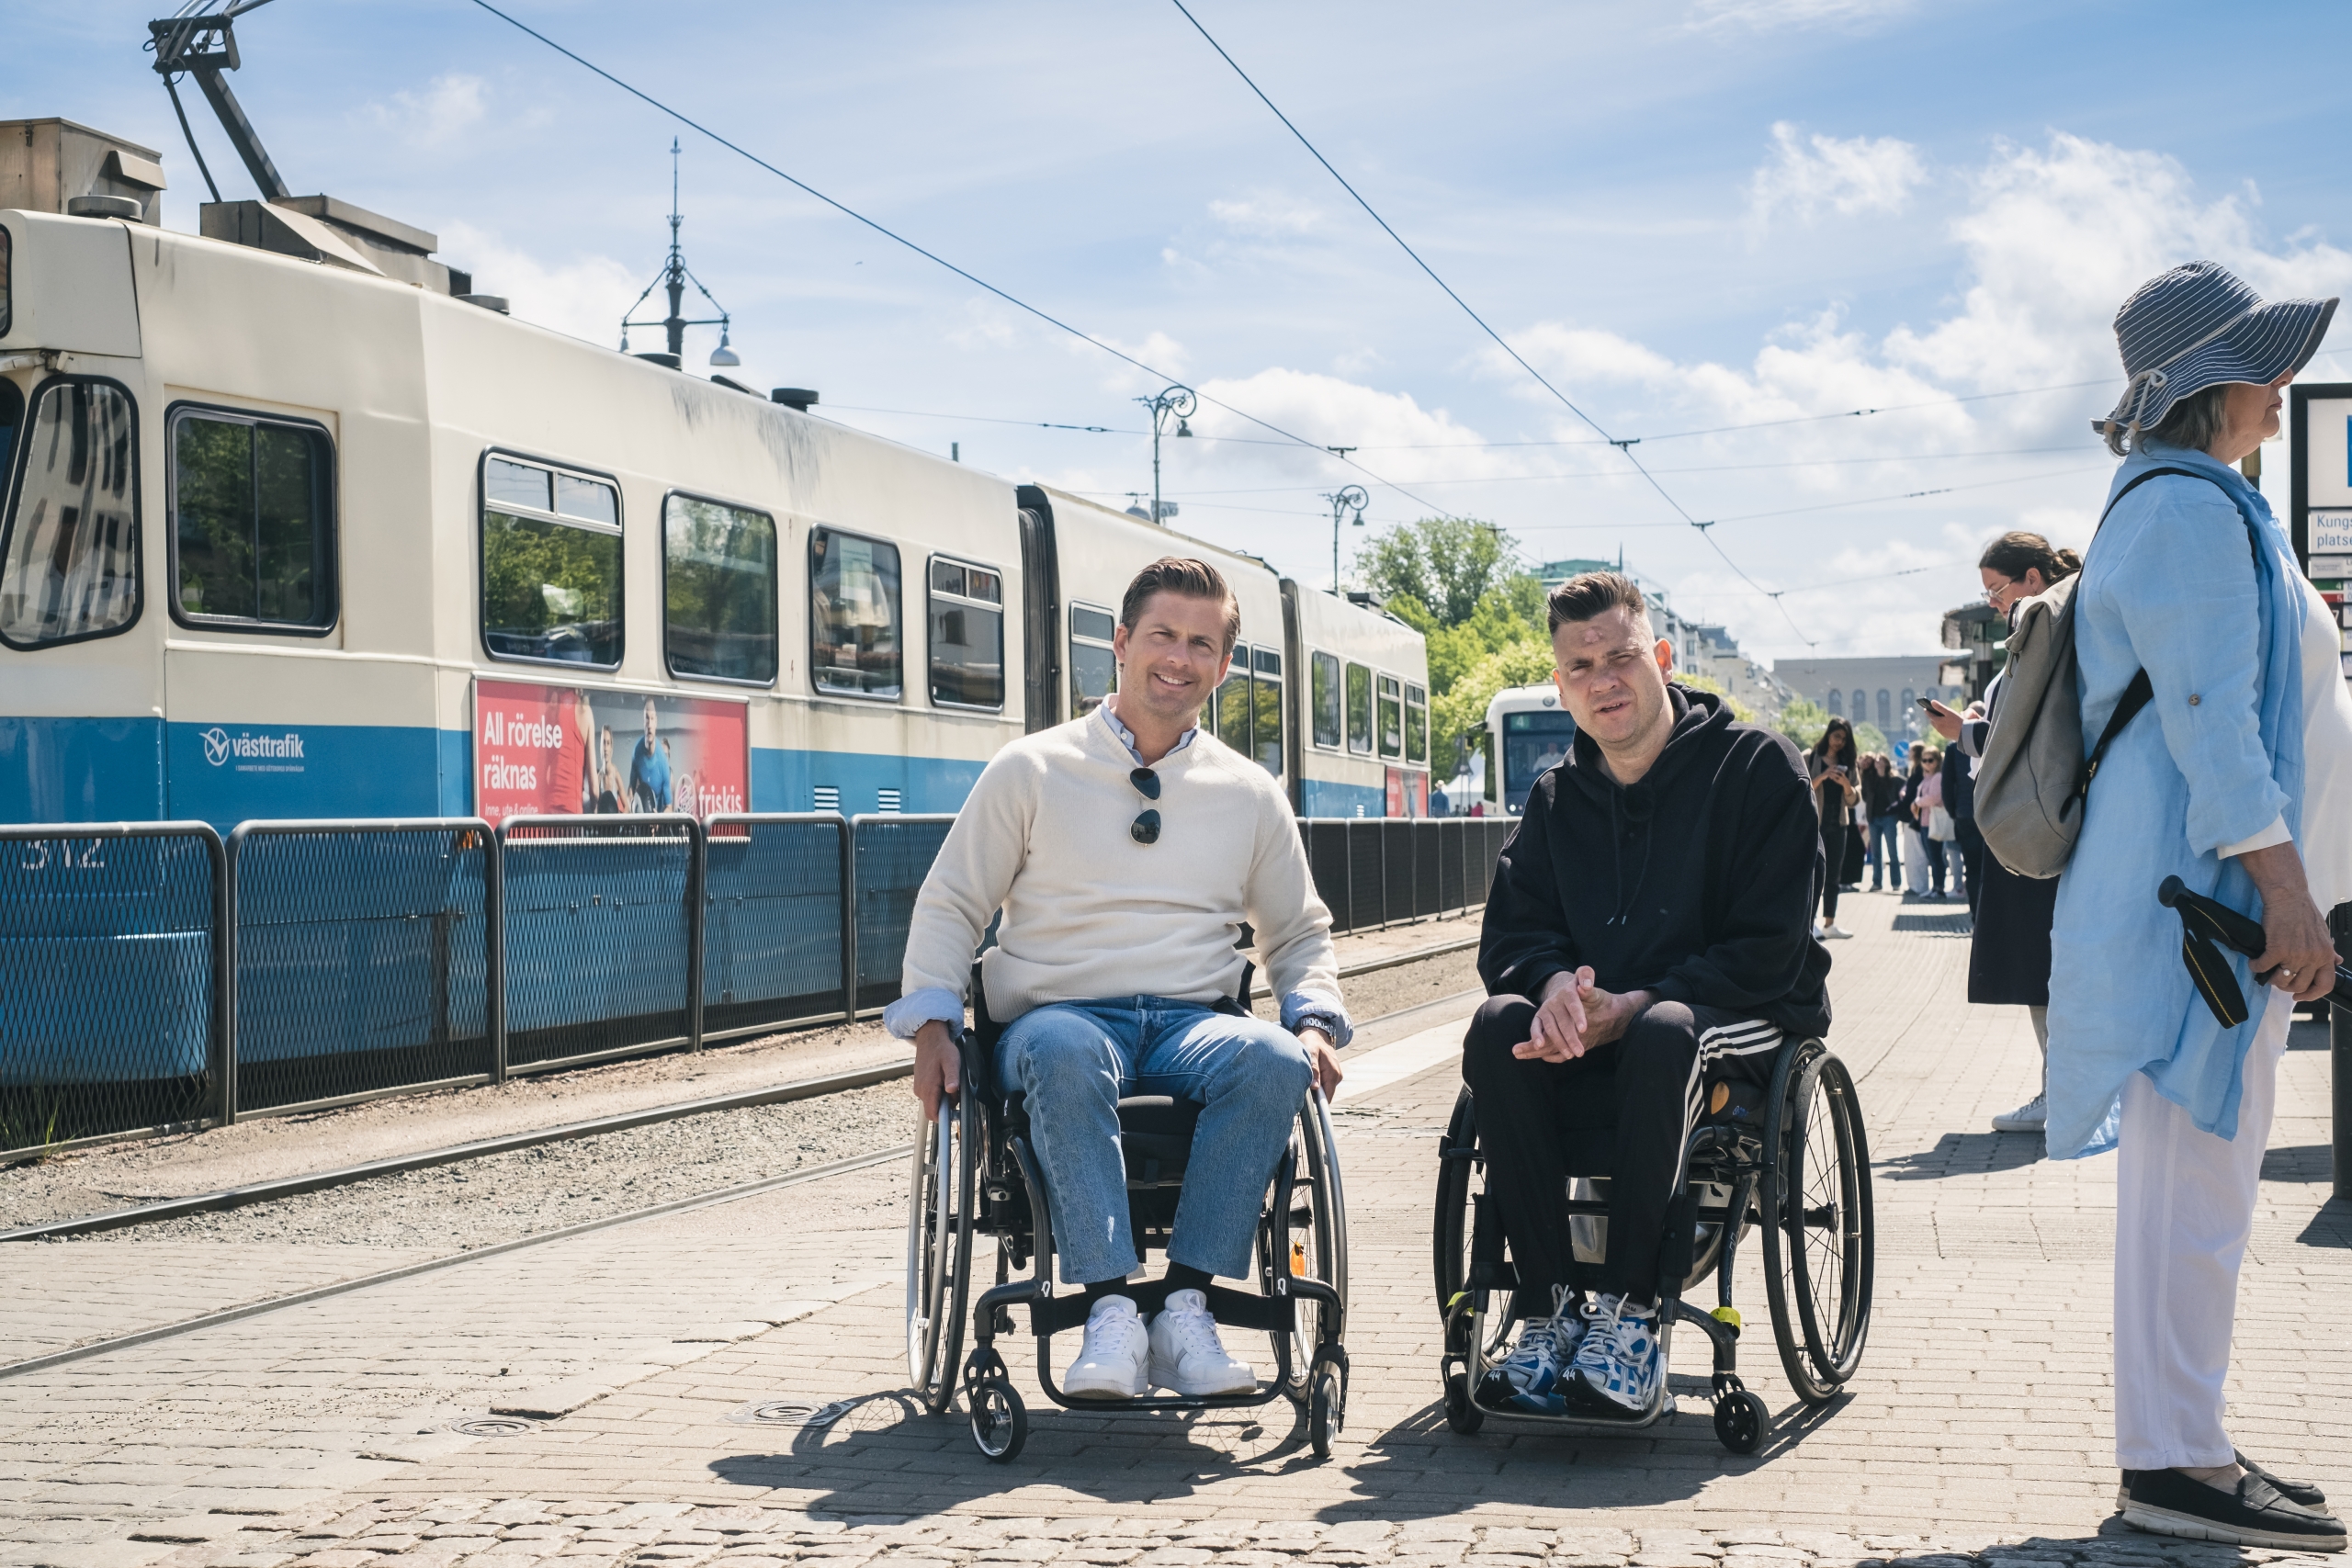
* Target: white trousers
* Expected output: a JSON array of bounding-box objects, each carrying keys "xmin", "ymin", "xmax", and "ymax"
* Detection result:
[
  {"xmin": 2112, "ymin": 986, "xmax": 2290, "ymax": 1470},
  {"xmin": 1901, "ymin": 822, "xmax": 1931, "ymax": 893}
]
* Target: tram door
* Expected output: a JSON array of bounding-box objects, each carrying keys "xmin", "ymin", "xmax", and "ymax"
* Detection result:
[{"xmin": 1015, "ymin": 491, "xmax": 1060, "ymax": 733}]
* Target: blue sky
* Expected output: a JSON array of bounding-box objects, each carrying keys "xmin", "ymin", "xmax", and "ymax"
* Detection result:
[{"xmin": 11, "ymin": 0, "xmax": 2352, "ymax": 661}]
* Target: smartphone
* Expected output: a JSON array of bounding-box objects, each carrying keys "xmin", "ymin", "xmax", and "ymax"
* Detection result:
[{"xmin": 1917, "ymin": 697, "xmax": 1939, "ymax": 712}]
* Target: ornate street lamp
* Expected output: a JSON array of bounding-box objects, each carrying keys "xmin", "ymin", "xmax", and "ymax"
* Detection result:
[{"xmin": 1135, "ymin": 385, "xmax": 1195, "ymax": 525}]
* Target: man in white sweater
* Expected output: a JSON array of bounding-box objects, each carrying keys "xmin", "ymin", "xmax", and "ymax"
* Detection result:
[{"xmin": 888, "ymin": 557, "xmax": 1350, "ymax": 1401}]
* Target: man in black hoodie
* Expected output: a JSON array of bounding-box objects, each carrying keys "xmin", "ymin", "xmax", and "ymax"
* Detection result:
[{"xmin": 1466, "ymin": 570, "xmax": 1830, "ymax": 1417}]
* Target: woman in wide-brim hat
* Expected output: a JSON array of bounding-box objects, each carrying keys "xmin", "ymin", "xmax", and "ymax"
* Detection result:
[{"xmin": 2048, "ymin": 259, "xmax": 2348, "ymax": 1550}]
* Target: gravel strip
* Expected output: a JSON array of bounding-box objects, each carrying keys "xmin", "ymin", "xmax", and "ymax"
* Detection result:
[{"xmin": 45, "ymin": 1081, "xmax": 912, "ymax": 1249}]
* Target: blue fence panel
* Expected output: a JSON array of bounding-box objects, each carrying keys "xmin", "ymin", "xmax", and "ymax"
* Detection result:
[
  {"xmin": 853, "ymin": 814, "xmax": 955, "ymax": 1010},
  {"xmin": 703, "ymin": 814, "xmax": 853, "ymax": 1037},
  {"xmin": 502, "ymin": 816, "xmax": 701, "ymax": 1069},
  {"xmin": 228, "ymin": 821, "xmax": 496, "ymax": 1115},
  {"xmin": 0, "ymin": 823, "xmax": 223, "ymax": 1152}
]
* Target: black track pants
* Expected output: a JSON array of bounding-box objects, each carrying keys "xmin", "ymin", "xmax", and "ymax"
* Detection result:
[{"xmin": 1461, "ymin": 995, "xmax": 1781, "ymax": 1304}]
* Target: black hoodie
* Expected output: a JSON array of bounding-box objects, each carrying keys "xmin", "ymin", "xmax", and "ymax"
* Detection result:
[{"xmin": 1479, "ymin": 685, "xmax": 1832, "ymax": 1037}]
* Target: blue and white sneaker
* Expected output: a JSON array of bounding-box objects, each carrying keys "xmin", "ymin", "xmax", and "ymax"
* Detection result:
[
  {"xmin": 1567, "ymin": 1292, "xmax": 1661, "ymax": 1415},
  {"xmin": 1483, "ymin": 1289, "xmax": 1588, "ymax": 1414}
]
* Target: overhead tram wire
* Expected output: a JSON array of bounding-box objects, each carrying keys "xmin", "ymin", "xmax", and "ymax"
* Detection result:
[
  {"xmin": 1167, "ymin": 0, "xmax": 1812, "ymax": 643},
  {"xmin": 461, "ymin": 0, "xmax": 1451, "ymax": 520}
]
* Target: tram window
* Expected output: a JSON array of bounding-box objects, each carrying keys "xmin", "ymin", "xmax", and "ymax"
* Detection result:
[
  {"xmin": 0, "ymin": 380, "xmax": 19, "ymax": 509},
  {"xmin": 559, "ymin": 473, "xmax": 619, "ymax": 526},
  {"xmin": 1345, "ymin": 661, "xmax": 1372, "ymax": 754},
  {"xmin": 1, "ymin": 378, "xmax": 140, "ymax": 649},
  {"xmin": 1310, "ymin": 651, "xmax": 1340, "ymax": 749},
  {"xmin": 1216, "ymin": 648, "xmax": 1252, "ymax": 756},
  {"xmin": 481, "ymin": 453, "xmax": 621, "ymax": 668},
  {"xmin": 0, "ymin": 225, "xmax": 9, "ymax": 337},
  {"xmin": 1377, "ymin": 673, "xmax": 1403, "ymax": 759},
  {"xmin": 928, "ymin": 555, "xmax": 1004, "ymax": 710},
  {"xmin": 1405, "ymin": 682, "xmax": 1428, "ymax": 765},
  {"xmin": 663, "ymin": 492, "xmax": 776, "ymax": 683},
  {"xmin": 809, "ymin": 526, "xmax": 902, "ymax": 699},
  {"xmin": 1251, "ymin": 647, "xmax": 1283, "ymax": 776},
  {"xmin": 170, "ymin": 409, "xmax": 335, "ymax": 630},
  {"xmin": 1070, "ymin": 604, "xmax": 1117, "ymax": 716}
]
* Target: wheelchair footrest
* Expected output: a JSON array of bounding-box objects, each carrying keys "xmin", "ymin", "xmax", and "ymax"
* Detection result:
[{"xmin": 1023, "ymin": 1280, "xmax": 1299, "ymax": 1338}]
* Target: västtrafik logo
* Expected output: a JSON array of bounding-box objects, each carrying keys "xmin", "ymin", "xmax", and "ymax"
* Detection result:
[{"xmin": 201, "ymin": 727, "xmax": 231, "ymax": 766}]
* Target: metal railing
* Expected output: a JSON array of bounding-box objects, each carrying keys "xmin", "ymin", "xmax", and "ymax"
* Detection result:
[
  {"xmin": 0, "ymin": 807, "xmax": 1511, "ymax": 1154},
  {"xmin": 1303, "ymin": 816, "xmax": 1514, "ymax": 934},
  {"xmin": 1, "ymin": 822, "xmax": 228, "ymax": 1152},
  {"xmin": 226, "ymin": 818, "xmax": 501, "ymax": 1121}
]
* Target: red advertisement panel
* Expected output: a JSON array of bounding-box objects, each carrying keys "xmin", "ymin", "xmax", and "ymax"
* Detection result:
[{"xmin": 474, "ymin": 679, "xmax": 749, "ymax": 826}]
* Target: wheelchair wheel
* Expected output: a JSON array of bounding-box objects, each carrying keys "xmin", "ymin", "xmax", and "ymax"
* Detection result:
[
  {"xmin": 904, "ymin": 1092, "xmax": 978, "ymax": 1415},
  {"xmin": 1758, "ymin": 1042, "xmax": 1873, "ymax": 1404},
  {"xmin": 968, "ymin": 1374, "xmax": 1027, "ymax": 1462},
  {"xmin": 1432, "ymin": 1089, "xmax": 1514, "ymax": 1365},
  {"xmin": 1277, "ymin": 1089, "xmax": 1350, "ymax": 1390}
]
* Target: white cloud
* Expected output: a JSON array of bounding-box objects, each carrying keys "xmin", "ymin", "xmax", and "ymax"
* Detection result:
[
  {"xmin": 1749, "ymin": 122, "xmax": 1927, "ymax": 225},
  {"xmin": 364, "ymin": 73, "xmax": 488, "ymax": 150},
  {"xmin": 438, "ymin": 221, "xmax": 639, "ymax": 348},
  {"xmin": 1208, "ymin": 194, "xmax": 1324, "ymax": 236},
  {"xmin": 1686, "ymin": 0, "xmax": 1914, "ymax": 32}
]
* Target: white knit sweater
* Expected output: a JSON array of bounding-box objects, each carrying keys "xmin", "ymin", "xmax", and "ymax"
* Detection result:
[{"xmin": 897, "ymin": 707, "xmax": 1340, "ymax": 1023}]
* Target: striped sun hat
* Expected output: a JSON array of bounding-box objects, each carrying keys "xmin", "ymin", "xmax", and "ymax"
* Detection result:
[{"xmin": 2097, "ymin": 260, "xmax": 2337, "ymax": 442}]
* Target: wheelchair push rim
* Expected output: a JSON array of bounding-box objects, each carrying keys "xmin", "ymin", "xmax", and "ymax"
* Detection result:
[
  {"xmin": 904, "ymin": 1092, "xmax": 978, "ymax": 1413},
  {"xmin": 1272, "ymin": 1088, "xmax": 1350, "ymax": 1394},
  {"xmin": 1758, "ymin": 1042, "xmax": 1873, "ymax": 1403}
]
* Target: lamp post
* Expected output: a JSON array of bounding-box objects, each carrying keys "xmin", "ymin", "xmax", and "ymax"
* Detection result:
[
  {"xmin": 1325, "ymin": 484, "xmax": 1368, "ymax": 594},
  {"xmin": 1135, "ymin": 385, "xmax": 1195, "ymax": 525}
]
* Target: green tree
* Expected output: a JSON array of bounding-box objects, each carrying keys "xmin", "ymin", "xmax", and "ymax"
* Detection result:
[
  {"xmin": 1432, "ymin": 639, "xmax": 1557, "ymax": 793},
  {"xmin": 1775, "ymin": 697, "xmax": 1885, "ymax": 759},
  {"xmin": 1356, "ymin": 516, "xmax": 1521, "ymax": 626}
]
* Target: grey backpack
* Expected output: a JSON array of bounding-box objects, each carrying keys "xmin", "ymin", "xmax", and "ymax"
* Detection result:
[{"xmin": 1974, "ymin": 467, "xmax": 2239, "ymax": 879}]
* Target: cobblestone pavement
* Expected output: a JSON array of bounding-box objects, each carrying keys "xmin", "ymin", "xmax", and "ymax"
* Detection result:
[{"xmin": 1, "ymin": 892, "xmax": 2345, "ymax": 1568}]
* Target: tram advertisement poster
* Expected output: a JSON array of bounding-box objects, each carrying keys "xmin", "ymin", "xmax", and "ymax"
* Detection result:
[{"xmin": 473, "ymin": 679, "xmax": 749, "ymax": 825}]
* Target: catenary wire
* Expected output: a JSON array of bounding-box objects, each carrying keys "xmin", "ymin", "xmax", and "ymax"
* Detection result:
[
  {"xmin": 461, "ymin": 0, "xmax": 1451, "ymax": 518},
  {"xmin": 1168, "ymin": 0, "xmax": 1812, "ymax": 641}
]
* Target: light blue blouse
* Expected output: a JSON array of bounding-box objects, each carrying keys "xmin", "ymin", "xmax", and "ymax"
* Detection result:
[{"xmin": 2044, "ymin": 439, "xmax": 2307, "ymax": 1159}]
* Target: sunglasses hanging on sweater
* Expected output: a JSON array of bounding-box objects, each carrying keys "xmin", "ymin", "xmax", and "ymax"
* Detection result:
[{"xmin": 1130, "ymin": 767, "xmax": 1161, "ymax": 845}]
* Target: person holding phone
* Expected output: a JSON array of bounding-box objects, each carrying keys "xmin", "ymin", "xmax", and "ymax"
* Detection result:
[
  {"xmin": 1806, "ymin": 718, "xmax": 1860, "ymax": 939},
  {"xmin": 1862, "ymin": 752, "xmax": 1905, "ymax": 893}
]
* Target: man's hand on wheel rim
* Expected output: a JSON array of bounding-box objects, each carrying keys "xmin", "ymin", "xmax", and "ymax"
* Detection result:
[
  {"xmin": 1298, "ymin": 1027, "xmax": 1342, "ymax": 1099},
  {"xmin": 912, "ymin": 1019, "xmax": 961, "ymax": 1122}
]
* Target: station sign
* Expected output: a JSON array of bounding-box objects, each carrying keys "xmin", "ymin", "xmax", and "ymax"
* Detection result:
[
  {"xmin": 472, "ymin": 678, "xmax": 750, "ymax": 826},
  {"xmin": 2290, "ymin": 382, "xmax": 2352, "ymax": 683}
]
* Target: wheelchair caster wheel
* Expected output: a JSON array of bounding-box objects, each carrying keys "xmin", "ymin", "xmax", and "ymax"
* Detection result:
[
  {"xmin": 1442, "ymin": 1371, "xmax": 1485, "ymax": 1436},
  {"xmin": 969, "ymin": 1378, "xmax": 1027, "ymax": 1462},
  {"xmin": 1308, "ymin": 1348, "xmax": 1347, "ymax": 1459},
  {"xmin": 1713, "ymin": 1388, "xmax": 1768, "ymax": 1454}
]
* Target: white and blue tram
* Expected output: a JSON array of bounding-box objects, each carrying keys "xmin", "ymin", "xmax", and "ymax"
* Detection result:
[
  {"xmin": 1482, "ymin": 682, "xmax": 1575, "ymax": 817},
  {"xmin": 0, "ymin": 199, "xmax": 1430, "ymax": 829}
]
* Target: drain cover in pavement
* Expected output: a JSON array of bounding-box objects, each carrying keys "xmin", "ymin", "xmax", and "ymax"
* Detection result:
[
  {"xmin": 450, "ymin": 1416, "xmax": 538, "ymax": 1436},
  {"xmin": 728, "ymin": 1398, "xmax": 856, "ymax": 1427}
]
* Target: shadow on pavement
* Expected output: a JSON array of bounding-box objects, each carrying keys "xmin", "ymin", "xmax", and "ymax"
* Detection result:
[
  {"xmin": 1892, "ymin": 910, "xmax": 1973, "ymax": 935},
  {"xmin": 2294, "ymin": 1197, "xmax": 2350, "ymax": 1249},
  {"xmin": 1876, "ymin": 1131, "xmax": 2045, "ymax": 1180},
  {"xmin": 2262, "ymin": 1142, "xmax": 2333, "ymax": 1183},
  {"xmin": 723, "ymin": 1374, "xmax": 1864, "ymax": 1517}
]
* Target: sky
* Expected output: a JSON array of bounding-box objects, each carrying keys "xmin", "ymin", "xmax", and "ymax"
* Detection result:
[{"xmin": 11, "ymin": 0, "xmax": 2352, "ymax": 664}]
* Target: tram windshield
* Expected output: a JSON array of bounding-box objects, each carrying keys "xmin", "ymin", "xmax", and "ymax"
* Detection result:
[
  {"xmin": 0, "ymin": 378, "xmax": 139, "ymax": 649},
  {"xmin": 1502, "ymin": 709, "xmax": 1577, "ymax": 813}
]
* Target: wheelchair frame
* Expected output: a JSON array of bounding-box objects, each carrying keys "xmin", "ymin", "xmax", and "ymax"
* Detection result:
[
  {"xmin": 905, "ymin": 974, "xmax": 1351, "ymax": 1464},
  {"xmin": 1432, "ymin": 1034, "xmax": 1872, "ymax": 1453}
]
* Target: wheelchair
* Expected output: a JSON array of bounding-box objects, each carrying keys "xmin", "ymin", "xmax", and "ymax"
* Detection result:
[
  {"xmin": 905, "ymin": 965, "xmax": 1350, "ymax": 1463},
  {"xmin": 1431, "ymin": 1033, "xmax": 1872, "ymax": 1453}
]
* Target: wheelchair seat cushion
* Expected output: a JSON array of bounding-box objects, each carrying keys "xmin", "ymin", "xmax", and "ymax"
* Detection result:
[{"xmin": 1118, "ymin": 1095, "xmax": 1201, "ymax": 1186}]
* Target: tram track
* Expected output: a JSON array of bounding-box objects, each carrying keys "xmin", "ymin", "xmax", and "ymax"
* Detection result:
[{"xmin": 0, "ymin": 952, "xmax": 1486, "ymax": 1382}]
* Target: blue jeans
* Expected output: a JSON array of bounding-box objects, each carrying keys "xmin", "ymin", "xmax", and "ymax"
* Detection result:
[
  {"xmin": 997, "ymin": 997, "xmax": 1313, "ymax": 1286},
  {"xmin": 1869, "ymin": 814, "xmax": 1903, "ymax": 889}
]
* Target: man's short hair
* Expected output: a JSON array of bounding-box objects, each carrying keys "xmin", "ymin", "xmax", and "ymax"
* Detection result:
[
  {"xmin": 1121, "ymin": 557, "xmax": 1242, "ymax": 653},
  {"xmin": 1546, "ymin": 570, "xmax": 1654, "ymax": 637}
]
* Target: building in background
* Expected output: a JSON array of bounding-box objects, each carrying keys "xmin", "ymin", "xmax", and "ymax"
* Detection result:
[
  {"xmin": 1533, "ymin": 558, "xmax": 1790, "ymax": 719},
  {"xmin": 1772, "ymin": 655, "xmax": 1965, "ymax": 743}
]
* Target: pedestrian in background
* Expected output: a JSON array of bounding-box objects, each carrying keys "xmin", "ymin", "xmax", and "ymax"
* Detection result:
[
  {"xmin": 1807, "ymin": 718, "xmax": 1859, "ymax": 939},
  {"xmin": 2053, "ymin": 260, "xmax": 2343, "ymax": 1549},
  {"xmin": 1899, "ymin": 746, "xmax": 1936, "ymax": 897},
  {"xmin": 1942, "ymin": 728, "xmax": 1984, "ymax": 919},
  {"xmin": 1912, "ymin": 746, "xmax": 1951, "ymax": 899},
  {"xmin": 1863, "ymin": 753, "xmax": 1905, "ymax": 892},
  {"xmin": 1932, "ymin": 532, "xmax": 2084, "ymax": 1134}
]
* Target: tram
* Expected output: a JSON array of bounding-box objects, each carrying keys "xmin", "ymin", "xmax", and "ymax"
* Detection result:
[
  {"xmin": 1483, "ymin": 682, "xmax": 1575, "ymax": 816},
  {"xmin": 0, "ymin": 191, "xmax": 1429, "ymax": 829}
]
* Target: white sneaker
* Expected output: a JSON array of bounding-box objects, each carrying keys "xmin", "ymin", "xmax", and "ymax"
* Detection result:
[
  {"xmin": 1991, "ymin": 1093, "xmax": 2046, "ymax": 1134},
  {"xmin": 1063, "ymin": 1294, "xmax": 1148, "ymax": 1399},
  {"xmin": 1811, "ymin": 921, "xmax": 1825, "ymax": 940},
  {"xmin": 1566, "ymin": 1292, "xmax": 1662, "ymax": 1415},
  {"xmin": 1147, "ymin": 1288, "xmax": 1256, "ymax": 1395},
  {"xmin": 1822, "ymin": 923, "xmax": 1853, "ymax": 940}
]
